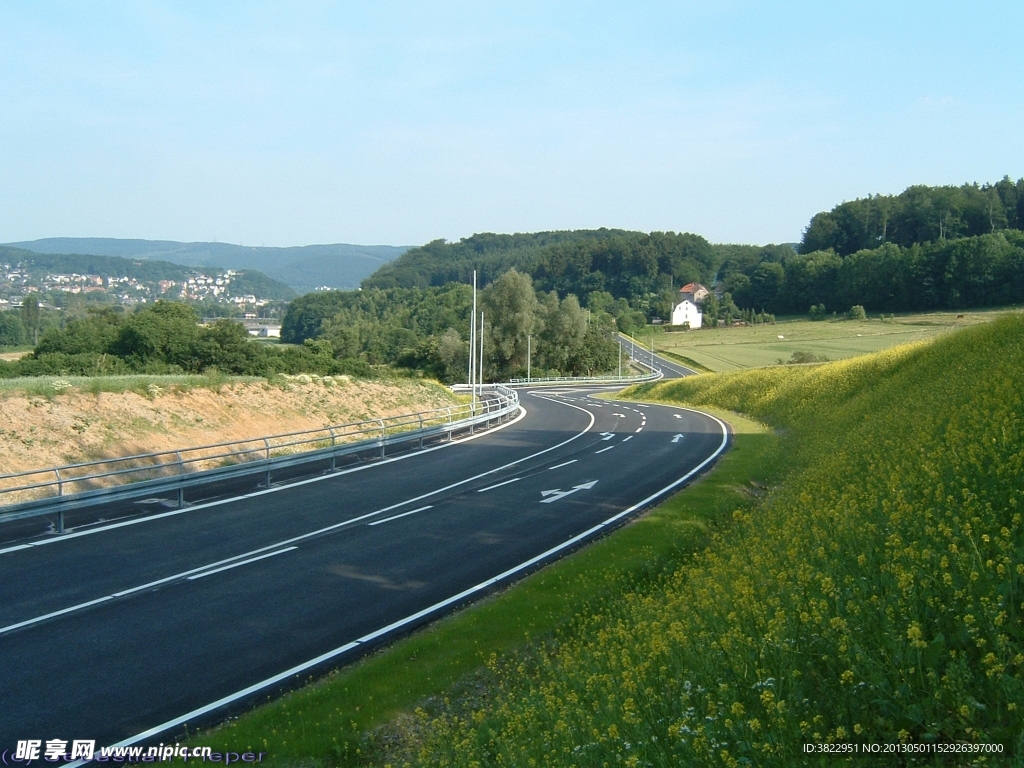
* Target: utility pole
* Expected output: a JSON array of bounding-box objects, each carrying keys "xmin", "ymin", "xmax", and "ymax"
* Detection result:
[
  {"xmin": 527, "ymin": 334, "xmax": 531, "ymax": 382},
  {"xmin": 618, "ymin": 340, "xmax": 621, "ymax": 378},
  {"xmin": 479, "ymin": 310, "xmax": 485, "ymax": 390}
]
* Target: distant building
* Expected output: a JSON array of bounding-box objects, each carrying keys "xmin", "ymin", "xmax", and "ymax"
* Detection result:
[
  {"xmin": 671, "ymin": 298, "xmax": 703, "ymax": 329},
  {"xmin": 678, "ymin": 282, "xmax": 709, "ymax": 305}
]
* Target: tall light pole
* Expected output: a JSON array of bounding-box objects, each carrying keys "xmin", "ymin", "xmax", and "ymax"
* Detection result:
[
  {"xmin": 469, "ymin": 271, "xmax": 477, "ymax": 412},
  {"xmin": 618, "ymin": 340, "xmax": 621, "ymax": 378}
]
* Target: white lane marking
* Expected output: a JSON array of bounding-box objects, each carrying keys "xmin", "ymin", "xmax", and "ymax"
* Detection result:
[
  {"xmin": 368, "ymin": 506, "xmax": 433, "ymax": 526},
  {"xmin": 0, "ymin": 404, "xmax": 531, "ymax": 557},
  {"xmin": 595, "ymin": 446, "xmax": 615, "ymax": 454},
  {"xmin": 635, "ymin": 427, "xmax": 643, "ymax": 433},
  {"xmin": 621, "ymin": 436, "xmax": 633, "ymax": 442},
  {"xmin": 674, "ymin": 414, "xmax": 682, "ymax": 418},
  {"xmin": 613, "ymin": 413, "xmax": 625, "ymax": 418},
  {"xmin": 0, "ymin": 595, "xmax": 116, "ymax": 637},
  {"xmin": 600, "ymin": 432, "xmax": 615, "ymax": 441},
  {"xmin": 672, "ymin": 434, "xmax": 685, "ymax": 443},
  {"xmin": 548, "ymin": 460, "xmax": 577, "ymax": 470},
  {"xmin": 539, "ymin": 480, "xmax": 598, "ymax": 503},
  {"xmin": 1, "ymin": 400, "xmax": 595, "ymax": 634},
  {"xmin": 187, "ymin": 548, "xmax": 297, "ymax": 580},
  {"xmin": 476, "ymin": 477, "xmax": 521, "ymax": 493}
]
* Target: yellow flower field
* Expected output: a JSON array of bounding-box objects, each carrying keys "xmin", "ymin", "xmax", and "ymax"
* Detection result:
[{"xmin": 408, "ymin": 314, "xmax": 1024, "ymax": 766}]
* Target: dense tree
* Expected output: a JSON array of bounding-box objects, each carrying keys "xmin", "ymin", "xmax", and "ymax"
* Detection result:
[
  {"xmin": 20, "ymin": 294, "xmax": 41, "ymax": 345},
  {"xmin": 0, "ymin": 312, "xmax": 26, "ymax": 347},
  {"xmin": 481, "ymin": 269, "xmax": 540, "ymax": 379}
]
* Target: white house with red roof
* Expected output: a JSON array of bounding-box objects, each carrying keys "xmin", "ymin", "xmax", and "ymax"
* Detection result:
[{"xmin": 671, "ymin": 282, "xmax": 707, "ymax": 328}]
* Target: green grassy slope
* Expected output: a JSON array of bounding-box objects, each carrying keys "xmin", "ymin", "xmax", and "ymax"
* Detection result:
[{"xmin": 408, "ymin": 315, "xmax": 1024, "ymax": 765}]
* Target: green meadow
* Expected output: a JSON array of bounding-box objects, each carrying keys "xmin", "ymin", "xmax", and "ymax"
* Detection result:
[{"xmin": 649, "ymin": 308, "xmax": 1017, "ymax": 372}]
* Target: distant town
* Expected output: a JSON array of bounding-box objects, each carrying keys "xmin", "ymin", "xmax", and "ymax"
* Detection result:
[{"xmin": 0, "ymin": 260, "xmax": 283, "ymax": 312}]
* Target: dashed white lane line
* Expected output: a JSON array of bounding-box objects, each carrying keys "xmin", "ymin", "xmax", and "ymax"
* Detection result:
[
  {"xmin": 635, "ymin": 427, "xmax": 643, "ymax": 433},
  {"xmin": 548, "ymin": 460, "xmax": 578, "ymax": 470},
  {"xmin": 188, "ymin": 548, "xmax": 297, "ymax": 580},
  {"xmin": 368, "ymin": 506, "xmax": 433, "ymax": 527},
  {"xmin": 4, "ymin": 399, "xmax": 595, "ymax": 637},
  {"xmin": 621, "ymin": 436, "xmax": 633, "ymax": 442},
  {"xmin": 595, "ymin": 446, "xmax": 615, "ymax": 454},
  {"xmin": 477, "ymin": 477, "xmax": 522, "ymax": 493}
]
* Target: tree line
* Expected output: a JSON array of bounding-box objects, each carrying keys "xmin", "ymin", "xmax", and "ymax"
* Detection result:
[
  {"xmin": 0, "ymin": 301, "xmax": 369, "ymax": 379},
  {"xmin": 362, "ymin": 229, "xmax": 729, "ymax": 322},
  {"xmin": 801, "ymin": 177, "xmax": 1024, "ymax": 256},
  {"xmin": 282, "ymin": 270, "xmax": 620, "ymax": 382}
]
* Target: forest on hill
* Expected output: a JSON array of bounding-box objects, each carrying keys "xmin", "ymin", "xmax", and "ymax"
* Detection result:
[{"xmin": 717, "ymin": 178, "xmax": 1024, "ymax": 315}]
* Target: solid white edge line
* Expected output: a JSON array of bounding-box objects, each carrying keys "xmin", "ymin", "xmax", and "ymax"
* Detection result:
[
  {"xmin": 0, "ymin": 404, "xmax": 530, "ymax": 557},
  {"xmin": 187, "ymin": 547, "xmax": 298, "ymax": 580},
  {"xmin": 88, "ymin": 406, "xmax": 729, "ymax": 758},
  {"xmin": 476, "ymin": 477, "xmax": 521, "ymax": 493},
  {"xmin": 367, "ymin": 506, "xmax": 433, "ymax": 526}
]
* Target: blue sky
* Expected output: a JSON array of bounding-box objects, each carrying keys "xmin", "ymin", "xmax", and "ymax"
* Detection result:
[{"xmin": 1, "ymin": 1, "xmax": 1021, "ymax": 247}]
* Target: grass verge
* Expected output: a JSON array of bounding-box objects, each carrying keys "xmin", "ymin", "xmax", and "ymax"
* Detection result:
[{"xmin": 192, "ymin": 407, "xmax": 776, "ymax": 766}]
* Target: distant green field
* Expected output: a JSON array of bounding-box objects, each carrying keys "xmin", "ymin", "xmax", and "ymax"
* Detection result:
[{"xmin": 651, "ymin": 307, "xmax": 1020, "ymax": 371}]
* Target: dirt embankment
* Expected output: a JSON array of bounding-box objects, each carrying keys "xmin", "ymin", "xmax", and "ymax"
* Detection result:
[{"xmin": 0, "ymin": 377, "xmax": 458, "ymax": 474}]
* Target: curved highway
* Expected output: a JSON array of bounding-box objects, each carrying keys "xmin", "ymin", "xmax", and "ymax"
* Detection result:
[{"xmin": 0, "ymin": 362, "xmax": 726, "ymax": 751}]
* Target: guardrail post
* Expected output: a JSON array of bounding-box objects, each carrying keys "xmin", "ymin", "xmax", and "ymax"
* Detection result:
[
  {"xmin": 379, "ymin": 419, "xmax": 386, "ymax": 459},
  {"xmin": 54, "ymin": 469, "xmax": 65, "ymax": 534},
  {"xmin": 418, "ymin": 415, "xmax": 424, "ymax": 449},
  {"xmin": 447, "ymin": 406, "xmax": 453, "ymax": 441},
  {"xmin": 175, "ymin": 451, "xmax": 185, "ymax": 507},
  {"xmin": 263, "ymin": 438, "xmax": 272, "ymax": 488}
]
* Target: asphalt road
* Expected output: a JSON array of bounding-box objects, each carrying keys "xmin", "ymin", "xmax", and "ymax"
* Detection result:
[
  {"xmin": 619, "ymin": 334, "xmax": 700, "ymax": 377},
  {"xmin": 0, "ymin": 361, "xmax": 726, "ymax": 752}
]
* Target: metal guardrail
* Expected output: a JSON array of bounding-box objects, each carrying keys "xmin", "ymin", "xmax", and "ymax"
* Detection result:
[
  {"xmin": 0, "ymin": 385, "xmax": 520, "ymax": 532},
  {"xmin": 506, "ymin": 363, "xmax": 662, "ymax": 387}
]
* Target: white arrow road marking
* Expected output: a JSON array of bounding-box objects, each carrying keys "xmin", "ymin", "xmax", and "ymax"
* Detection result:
[
  {"xmin": 671, "ymin": 434, "xmax": 685, "ymax": 443},
  {"xmin": 600, "ymin": 432, "xmax": 615, "ymax": 440},
  {"xmin": 540, "ymin": 480, "xmax": 598, "ymax": 503},
  {"xmin": 613, "ymin": 413, "xmax": 625, "ymax": 418},
  {"xmin": 674, "ymin": 414, "xmax": 682, "ymax": 418}
]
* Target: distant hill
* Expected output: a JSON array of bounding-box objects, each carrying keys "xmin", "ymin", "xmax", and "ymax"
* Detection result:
[{"xmin": 4, "ymin": 238, "xmax": 410, "ymax": 295}]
